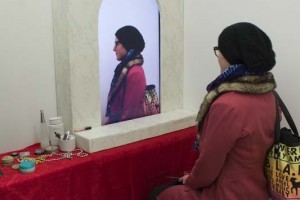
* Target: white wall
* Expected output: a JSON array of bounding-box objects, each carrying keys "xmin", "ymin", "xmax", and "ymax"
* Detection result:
[
  {"xmin": 184, "ymin": 0, "xmax": 300, "ymax": 127},
  {"xmin": 0, "ymin": 1, "xmax": 56, "ymax": 153},
  {"xmin": 1, "ymin": 0, "xmax": 300, "ymax": 153}
]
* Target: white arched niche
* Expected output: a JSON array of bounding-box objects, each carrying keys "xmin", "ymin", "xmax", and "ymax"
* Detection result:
[
  {"xmin": 53, "ymin": 0, "xmax": 196, "ymax": 153},
  {"xmin": 98, "ymin": 0, "xmax": 160, "ymax": 125}
]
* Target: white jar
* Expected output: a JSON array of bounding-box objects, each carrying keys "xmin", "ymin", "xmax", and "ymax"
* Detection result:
[{"xmin": 48, "ymin": 117, "xmax": 64, "ymax": 146}]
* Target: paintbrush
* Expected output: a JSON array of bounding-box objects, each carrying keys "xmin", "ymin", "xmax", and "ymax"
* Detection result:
[{"xmin": 54, "ymin": 132, "xmax": 61, "ymax": 139}]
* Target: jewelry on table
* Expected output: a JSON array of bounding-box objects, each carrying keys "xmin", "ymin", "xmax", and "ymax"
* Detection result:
[
  {"xmin": 17, "ymin": 154, "xmax": 49, "ymax": 164},
  {"xmin": 17, "ymin": 148, "xmax": 88, "ymax": 164},
  {"xmin": 45, "ymin": 148, "xmax": 88, "ymax": 162}
]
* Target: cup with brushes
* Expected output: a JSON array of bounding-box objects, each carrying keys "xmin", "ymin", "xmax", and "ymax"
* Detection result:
[{"xmin": 56, "ymin": 131, "xmax": 76, "ymax": 152}]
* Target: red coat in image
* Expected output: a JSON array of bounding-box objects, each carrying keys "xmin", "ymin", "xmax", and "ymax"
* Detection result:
[
  {"xmin": 107, "ymin": 65, "xmax": 146, "ymax": 124},
  {"xmin": 158, "ymin": 92, "xmax": 275, "ymax": 200}
]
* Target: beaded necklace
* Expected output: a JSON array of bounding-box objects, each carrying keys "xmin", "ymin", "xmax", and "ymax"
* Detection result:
[{"xmin": 17, "ymin": 148, "xmax": 88, "ymax": 164}]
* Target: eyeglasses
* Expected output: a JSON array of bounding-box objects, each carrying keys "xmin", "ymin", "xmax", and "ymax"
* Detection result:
[
  {"xmin": 114, "ymin": 41, "xmax": 121, "ymax": 47},
  {"xmin": 213, "ymin": 46, "xmax": 220, "ymax": 57}
]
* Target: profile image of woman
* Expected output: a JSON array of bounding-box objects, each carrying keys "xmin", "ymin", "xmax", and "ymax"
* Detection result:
[
  {"xmin": 150, "ymin": 22, "xmax": 277, "ymax": 199},
  {"xmin": 105, "ymin": 25, "xmax": 146, "ymax": 124}
]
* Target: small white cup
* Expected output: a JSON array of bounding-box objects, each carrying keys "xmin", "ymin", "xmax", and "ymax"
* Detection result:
[{"xmin": 59, "ymin": 135, "xmax": 76, "ymax": 152}]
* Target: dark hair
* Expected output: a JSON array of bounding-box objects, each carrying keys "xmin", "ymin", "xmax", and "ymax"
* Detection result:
[{"xmin": 115, "ymin": 25, "xmax": 145, "ymax": 53}]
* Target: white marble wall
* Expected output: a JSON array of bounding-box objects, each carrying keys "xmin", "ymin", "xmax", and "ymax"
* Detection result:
[{"xmin": 53, "ymin": 0, "xmax": 184, "ymax": 131}]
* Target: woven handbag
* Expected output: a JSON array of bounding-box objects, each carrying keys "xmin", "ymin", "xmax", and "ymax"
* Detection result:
[
  {"xmin": 264, "ymin": 91, "xmax": 300, "ymax": 200},
  {"xmin": 144, "ymin": 84, "xmax": 160, "ymax": 116}
]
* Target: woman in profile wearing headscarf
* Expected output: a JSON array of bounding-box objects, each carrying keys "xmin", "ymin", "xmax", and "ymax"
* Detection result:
[
  {"xmin": 105, "ymin": 25, "xmax": 146, "ymax": 124},
  {"xmin": 151, "ymin": 22, "xmax": 277, "ymax": 200}
]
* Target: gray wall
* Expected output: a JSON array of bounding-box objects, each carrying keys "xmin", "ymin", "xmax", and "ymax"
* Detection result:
[{"xmin": 0, "ymin": 0, "xmax": 56, "ymax": 153}]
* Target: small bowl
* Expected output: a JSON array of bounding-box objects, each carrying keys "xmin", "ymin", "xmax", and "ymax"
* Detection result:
[
  {"xmin": 2, "ymin": 155, "xmax": 14, "ymax": 166},
  {"xmin": 19, "ymin": 161, "xmax": 35, "ymax": 174}
]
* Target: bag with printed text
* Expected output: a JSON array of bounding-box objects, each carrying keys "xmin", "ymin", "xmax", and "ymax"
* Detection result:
[{"xmin": 264, "ymin": 91, "xmax": 300, "ymax": 200}]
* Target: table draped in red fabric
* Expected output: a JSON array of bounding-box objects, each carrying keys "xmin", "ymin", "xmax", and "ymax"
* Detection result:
[{"xmin": 0, "ymin": 126, "xmax": 198, "ymax": 200}]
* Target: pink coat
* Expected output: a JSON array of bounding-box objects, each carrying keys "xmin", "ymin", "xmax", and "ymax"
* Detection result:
[
  {"xmin": 107, "ymin": 65, "xmax": 146, "ymax": 124},
  {"xmin": 158, "ymin": 92, "xmax": 275, "ymax": 200}
]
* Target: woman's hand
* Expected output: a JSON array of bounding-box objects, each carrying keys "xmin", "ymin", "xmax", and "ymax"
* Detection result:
[{"xmin": 178, "ymin": 174, "xmax": 189, "ymax": 184}]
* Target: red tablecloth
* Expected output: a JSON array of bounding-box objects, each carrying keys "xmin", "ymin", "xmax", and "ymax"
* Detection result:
[{"xmin": 0, "ymin": 127, "xmax": 198, "ymax": 200}]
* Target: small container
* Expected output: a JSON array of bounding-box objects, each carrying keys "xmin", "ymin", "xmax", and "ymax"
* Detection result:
[
  {"xmin": 59, "ymin": 135, "xmax": 76, "ymax": 152},
  {"xmin": 48, "ymin": 117, "xmax": 64, "ymax": 146},
  {"xmin": 19, "ymin": 161, "xmax": 35, "ymax": 174},
  {"xmin": 2, "ymin": 156, "xmax": 14, "ymax": 166},
  {"xmin": 19, "ymin": 151, "xmax": 30, "ymax": 159},
  {"xmin": 10, "ymin": 152, "xmax": 19, "ymax": 158}
]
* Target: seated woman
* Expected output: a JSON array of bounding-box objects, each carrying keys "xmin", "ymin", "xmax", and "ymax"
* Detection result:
[{"xmin": 151, "ymin": 22, "xmax": 277, "ymax": 200}]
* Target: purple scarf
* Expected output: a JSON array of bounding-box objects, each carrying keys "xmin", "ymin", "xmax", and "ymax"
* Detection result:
[{"xmin": 206, "ymin": 64, "xmax": 249, "ymax": 92}]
